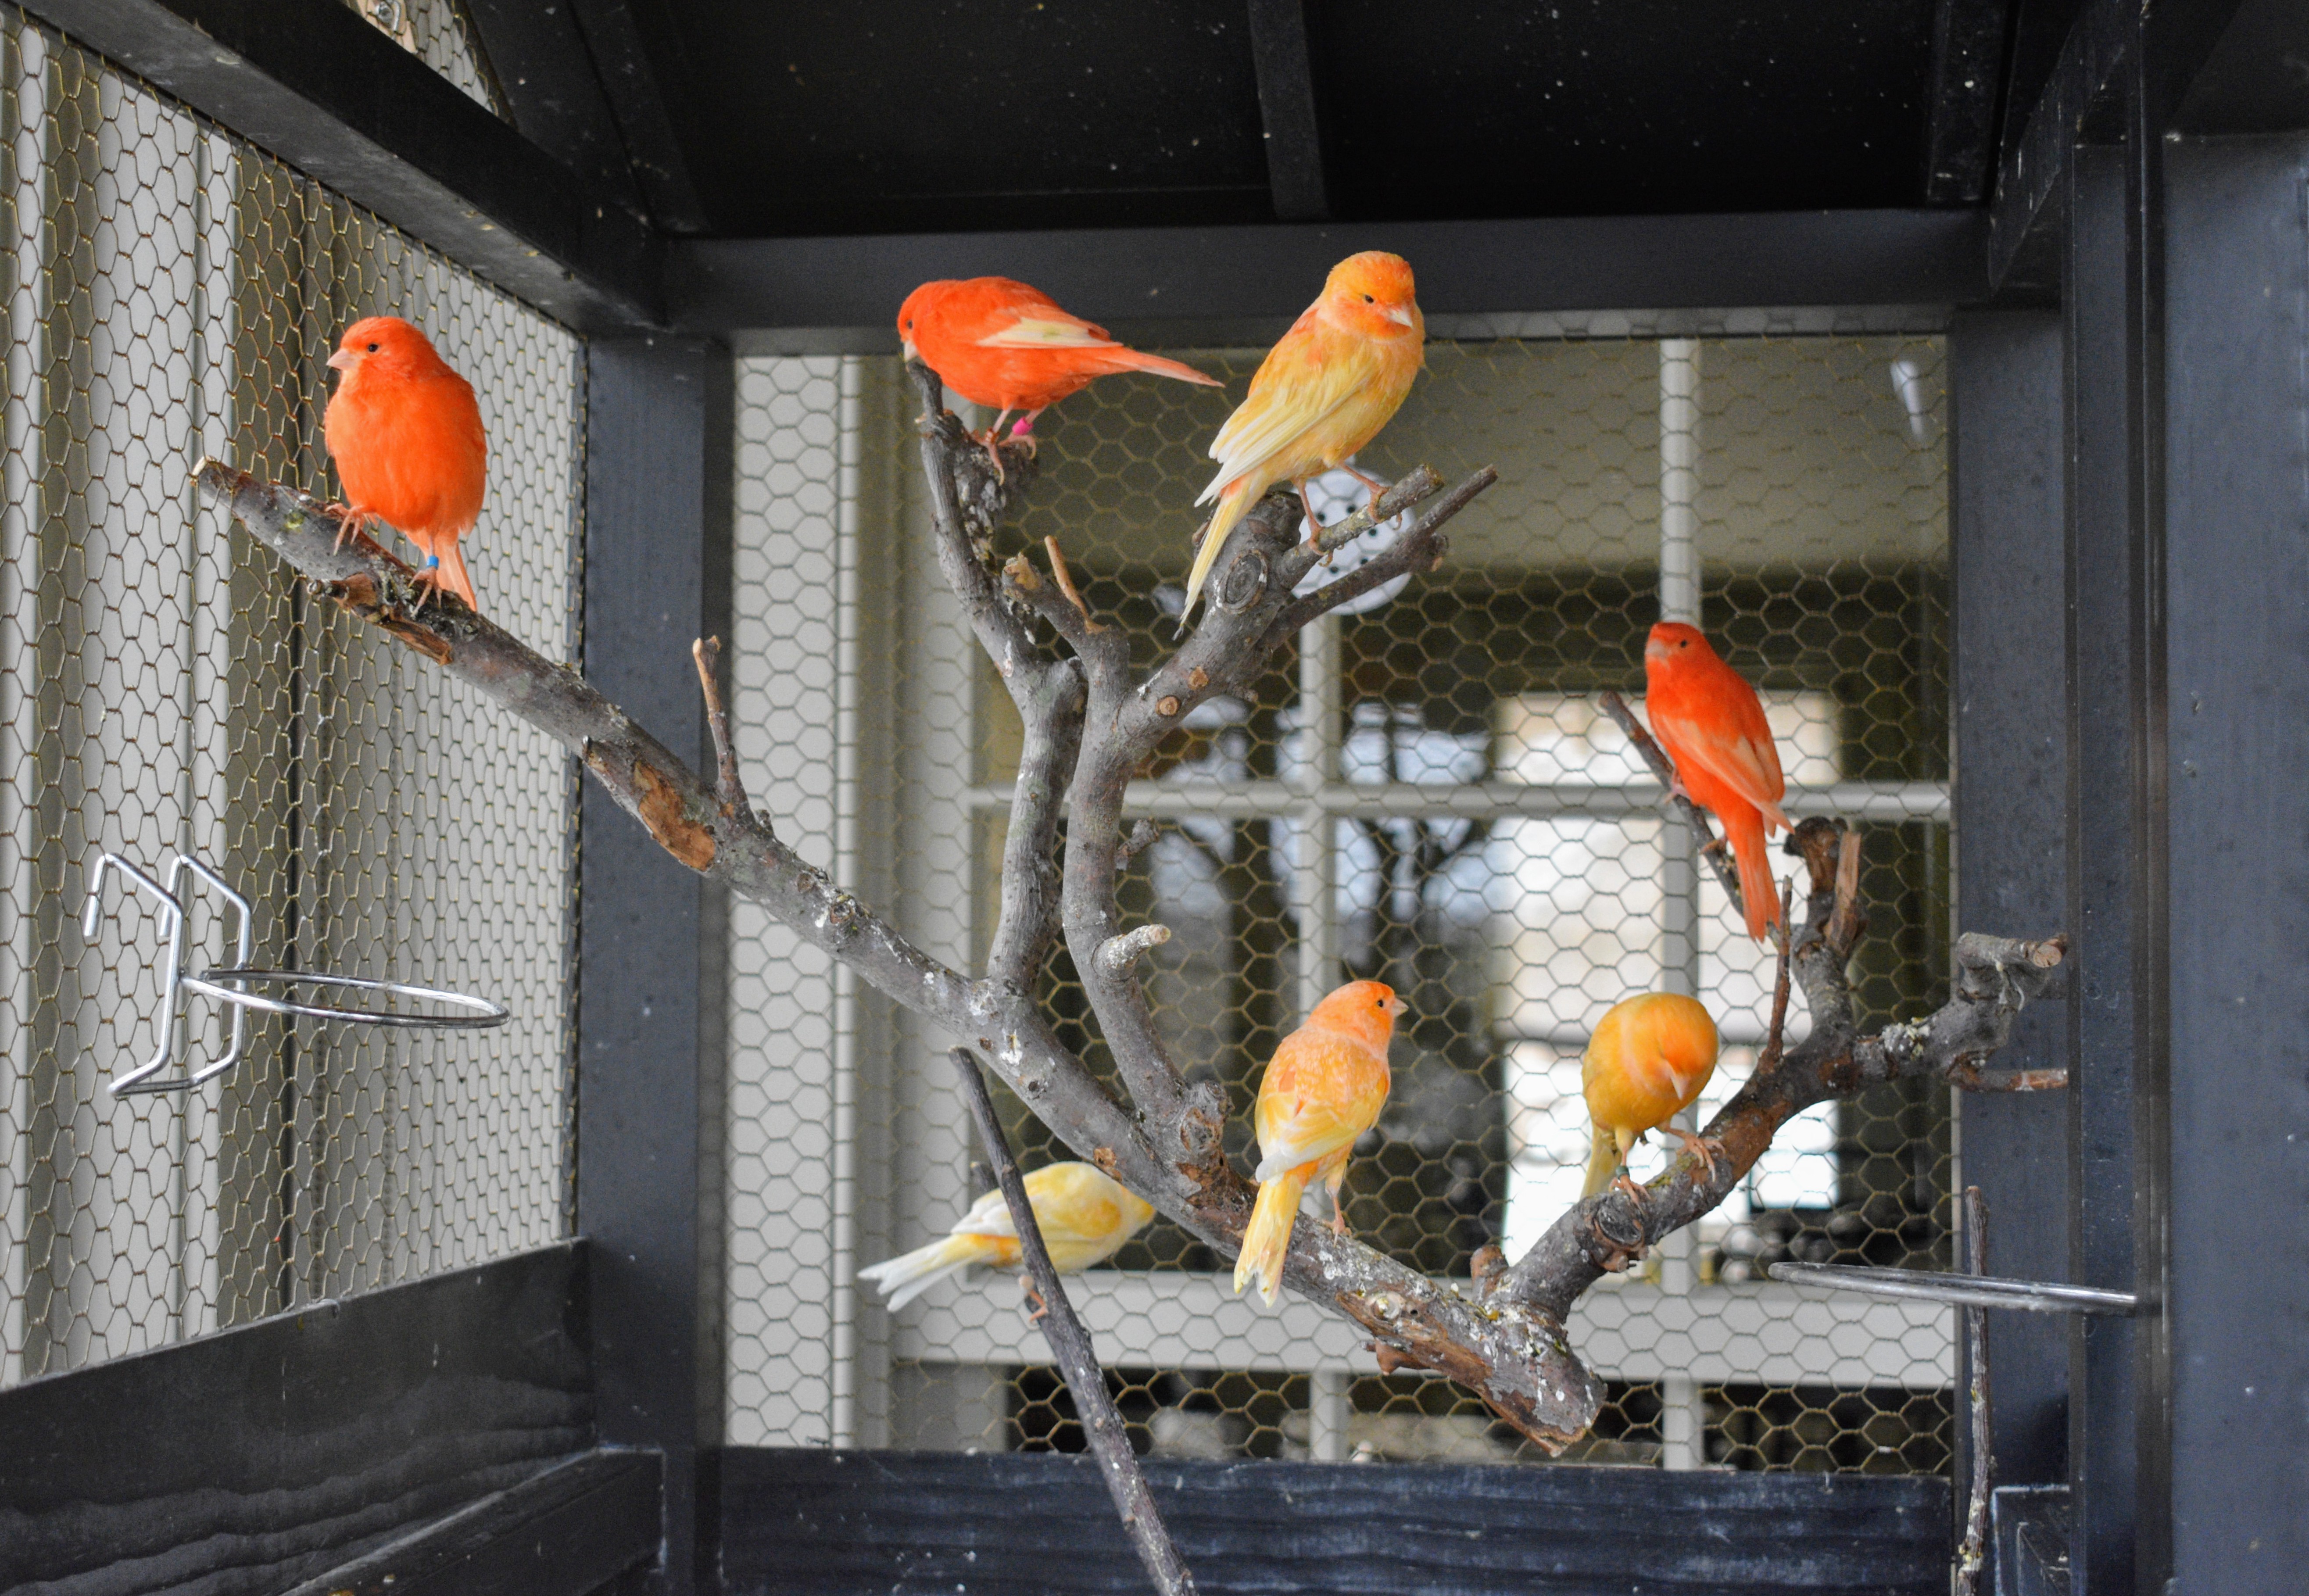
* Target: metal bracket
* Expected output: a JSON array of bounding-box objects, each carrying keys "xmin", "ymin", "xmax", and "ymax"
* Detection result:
[
  {"xmin": 80, "ymin": 850, "xmax": 508, "ymax": 1097},
  {"xmin": 1768, "ymin": 1260, "xmax": 2138, "ymax": 1316}
]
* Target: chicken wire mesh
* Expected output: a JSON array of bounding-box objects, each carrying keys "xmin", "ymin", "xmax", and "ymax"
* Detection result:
[
  {"xmin": 727, "ymin": 327, "xmax": 1951, "ymax": 1473},
  {"xmin": 0, "ymin": 14, "xmax": 582, "ymax": 1389}
]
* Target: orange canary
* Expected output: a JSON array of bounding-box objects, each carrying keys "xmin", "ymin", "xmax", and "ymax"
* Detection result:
[
  {"xmin": 323, "ymin": 315, "xmax": 487, "ymax": 612},
  {"xmin": 1181, "ymin": 251, "xmax": 1425, "ymax": 619},
  {"xmin": 1580, "ymin": 992, "xmax": 1722, "ymax": 1200},
  {"xmin": 898, "ymin": 276, "xmax": 1220, "ymax": 447},
  {"xmin": 857, "ymin": 1161, "xmax": 1155, "ymax": 1311},
  {"xmin": 1643, "ymin": 622, "xmax": 1790, "ymax": 940},
  {"xmin": 1234, "ymin": 979, "xmax": 1405, "ymax": 1306}
]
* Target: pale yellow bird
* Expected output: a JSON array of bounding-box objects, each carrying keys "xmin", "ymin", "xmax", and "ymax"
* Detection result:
[
  {"xmin": 858, "ymin": 1161, "xmax": 1156, "ymax": 1310},
  {"xmin": 1179, "ymin": 251, "xmax": 1426, "ymax": 620}
]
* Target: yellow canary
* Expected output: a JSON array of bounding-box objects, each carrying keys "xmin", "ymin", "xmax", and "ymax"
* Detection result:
[
  {"xmin": 1581, "ymin": 992, "xmax": 1722, "ymax": 1199},
  {"xmin": 858, "ymin": 1161, "xmax": 1155, "ymax": 1310},
  {"xmin": 1234, "ymin": 979, "xmax": 1406, "ymax": 1306},
  {"xmin": 1181, "ymin": 252, "xmax": 1425, "ymax": 619}
]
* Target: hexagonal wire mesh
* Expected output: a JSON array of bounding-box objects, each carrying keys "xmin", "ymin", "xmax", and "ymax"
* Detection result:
[
  {"xmin": 727, "ymin": 331, "xmax": 1951, "ymax": 1472},
  {"xmin": 0, "ymin": 14, "xmax": 581, "ymax": 1388},
  {"xmin": 336, "ymin": 0, "xmax": 508, "ymax": 119}
]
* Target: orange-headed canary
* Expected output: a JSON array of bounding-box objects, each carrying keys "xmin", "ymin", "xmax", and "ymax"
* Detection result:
[
  {"xmin": 323, "ymin": 315, "xmax": 487, "ymax": 612},
  {"xmin": 1234, "ymin": 978, "xmax": 1406, "ymax": 1306},
  {"xmin": 1181, "ymin": 252, "xmax": 1425, "ymax": 619},
  {"xmin": 1644, "ymin": 622, "xmax": 1791, "ymax": 940},
  {"xmin": 858, "ymin": 1161, "xmax": 1155, "ymax": 1311},
  {"xmin": 1580, "ymin": 991, "xmax": 1723, "ymax": 1200}
]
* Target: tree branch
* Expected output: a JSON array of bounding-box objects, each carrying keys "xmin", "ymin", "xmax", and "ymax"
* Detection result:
[
  {"xmin": 691, "ymin": 636, "xmax": 750, "ymax": 819},
  {"xmin": 1595, "ymin": 688, "xmax": 1746, "ymax": 913},
  {"xmin": 199, "ymin": 382, "xmax": 2064, "ymax": 1456},
  {"xmin": 949, "ymin": 1048, "xmax": 1196, "ymax": 1596}
]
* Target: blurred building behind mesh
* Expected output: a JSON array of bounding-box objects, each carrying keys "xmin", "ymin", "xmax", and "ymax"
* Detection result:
[{"xmin": 727, "ymin": 332, "xmax": 1954, "ymax": 1473}]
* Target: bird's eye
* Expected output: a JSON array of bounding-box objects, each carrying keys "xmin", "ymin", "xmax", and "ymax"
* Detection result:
[
  {"xmin": 904, "ymin": 318, "xmax": 913, "ymax": 329},
  {"xmin": 1362, "ymin": 294, "xmax": 1374, "ymax": 304},
  {"xmin": 366, "ymin": 342, "xmax": 379, "ymax": 353},
  {"xmin": 1679, "ymin": 639, "xmax": 1688, "ymax": 648}
]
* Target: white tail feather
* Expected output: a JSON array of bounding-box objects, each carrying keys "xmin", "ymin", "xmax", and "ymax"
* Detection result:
[{"xmin": 857, "ymin": 1235, "xmax": 981, "ymax": 1311}]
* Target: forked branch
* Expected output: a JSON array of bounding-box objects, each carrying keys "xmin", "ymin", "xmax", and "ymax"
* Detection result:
[{"xmin": 198, "ymin": 361, "xmax": 2065, "ymax": 1454}]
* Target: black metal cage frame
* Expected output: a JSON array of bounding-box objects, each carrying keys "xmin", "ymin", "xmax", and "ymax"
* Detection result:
[{"xmin": 1, "ymin": 1, "xmax": 2305, "ymax": 1593}]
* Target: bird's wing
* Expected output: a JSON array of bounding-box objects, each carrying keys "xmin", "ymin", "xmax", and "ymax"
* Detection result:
[
  {"xmin": 1196, "ymin": 320, "xmax": 1374, "ymax": 506},
  {"xmin": 974, "ymin": 306, "xmax": 1122, "ymax": 350},
  {"xmin": 1252, "ymin": 1035, "xmax": 1387, "ymax": 1178},
  {"xmin": 1656, "ymin": 696, "xmax": 1786, "ymax": 816}
]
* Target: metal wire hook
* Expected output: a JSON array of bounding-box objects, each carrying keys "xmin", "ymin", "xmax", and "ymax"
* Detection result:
[
  {"xmin": 164, "ymin": 854, "xmax": 253, "ymax": 1088},
  {"xmin": 80, "ymin": 853, "xmax": 189, "ymax": 1096}
]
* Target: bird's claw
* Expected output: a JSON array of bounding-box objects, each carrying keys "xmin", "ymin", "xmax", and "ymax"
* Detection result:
[
  {"xmin": 1019, "ymin": 1277, "xmax": 1049, "ymax": 1324},
  {"xmin": 329, "ymin": 503, "xmax": 373, "ymax": 552},
  {"xmin": 1667, "ymin": 1126, "xmax": 1723, "ymax": 1188}
]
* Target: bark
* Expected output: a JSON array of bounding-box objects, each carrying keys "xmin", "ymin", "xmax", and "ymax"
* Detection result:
[{"xmin": 194, "ymin": 372, "xmax": 2065, "ymax": 1450}]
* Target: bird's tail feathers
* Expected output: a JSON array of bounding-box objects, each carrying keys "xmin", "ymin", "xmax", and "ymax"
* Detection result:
[
  {"xmin": 1581, "ymin": 1121, "xmax": 1625, "ymax": 1199},
  {"xmin": 1180, "ymin": 480, "xmax": 1253, "ymax": 621},
  {"xmin": 857, "ymin": 1234, "xmax": 985, "ymax": 1311},
  {"xmin": 1097, "ymin": 347, "xmax": 1223, "ymax": 388},
  {"xmin": 1233, "ymin": 1163, "xmax": 1311, "ymax": 1306},
  {"xmin": 1725, "ymin": 803, "xmax": 1780, "ymax": 941}
]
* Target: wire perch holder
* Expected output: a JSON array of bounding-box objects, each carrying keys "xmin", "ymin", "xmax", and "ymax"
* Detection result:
[{"xmin": 81, "ymin": 851, "xmax": 511, "ymax": 1096}]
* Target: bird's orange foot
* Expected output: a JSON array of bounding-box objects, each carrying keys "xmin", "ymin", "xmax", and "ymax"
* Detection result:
[
  {"xmin": 1018, "ymin": 1275, "xmax": 1049, "ymax": 1324},
  {"xmin": 1666, "ymin": 1126, "xmax": 1723, "ymax": 1187},
  {"xmin": 1330, "ymin": 1207, "xmax": 1350, "ymax": 1238},
  {"xmin": 972, "ymin": 429, "xmax": 1008, "ymax": 483},
  {"xmin": 408, "ymin": 558, "xmax": 449, "ymax": 614},
  {"xmin": 1341, "ymin": 464, "xmax": 1389, "ymax": 513},
  {"xmin": 329, "ymin": 503, "xmax": 376, "ymax": 552}
]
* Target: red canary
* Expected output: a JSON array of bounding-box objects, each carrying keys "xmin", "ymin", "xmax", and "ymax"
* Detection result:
[
  {"xmin": 1580, "ymin": 992, "xmax": 1722, "ymax": 1201},
  {"xmin": 1182, "ymin": 251, "xmax": 1425, "ymax": 619},
  {"xmin": 1644, "ymin": 622, "xmax": 1790, "ymax": 940},
  {"xmin": 323, "ymin": 315, "xmax": 487, "ymax": 612},
  {"xmin": 1234, "ymin": 979, "xmax": 1405, "ymax": 1306},
  {"xmin": 898, "ymin": 277, "xmax": 1219, "ymax": 450}
]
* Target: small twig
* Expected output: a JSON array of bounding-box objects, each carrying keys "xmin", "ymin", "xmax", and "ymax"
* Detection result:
[
  {"xmin": 1310, "ymin": 464, "xmax": 1444, "ymax": 555},
  {"xmin": 1949, "ymin": 1065, "xmax": 2070, "ymax": 1092},
  {"xmin": 1095, "ymin": 923, "xmax": 1172, "ymax": 978},
  {"xmin": 1595, "ymin": 689, "xmax": 1746, "ymax": 913},
  {"xmin": 1756, "ymin": 878, "xmax": 1797, "ymax": 1074},
  {"xmin": 1120, "ymin": 819, "xmax": 1162, "ymax": 863},
  {"xmin": 1044, "ymin": 537, "xmax": 1108, "ymax": 633},
  {"xmin": 1955, "ymin": 1184, "xmax": 1993, "ymax": 1596},
  {"xmin": 1260, "ymin": 466, "xmax": 1497, "ymax": 645},
  {"xmin": 691, "ymin": 637, "xmax": 748, "ymax": 816},
  {"xmin": 1827, "ymin": 825, "xmax": 1865, "ymax": 951},
  {"xmin": 948, "ymin": 1048, "xmax": 1197, "ymax": 1596}
]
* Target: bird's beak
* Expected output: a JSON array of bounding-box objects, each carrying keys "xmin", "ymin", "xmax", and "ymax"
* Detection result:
[
  {"xmin": 900, "ymin": 337, "xmax": 917, "ymax": 361},
  {"xmin": 1385, "ymin": 305, "xmax": 1415, "ymax": 328},
  {"xmin": 326, "ymin": 348, "xmax": 355, "ymax": 372}
]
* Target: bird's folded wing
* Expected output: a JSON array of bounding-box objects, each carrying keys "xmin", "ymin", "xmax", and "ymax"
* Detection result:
[
  {"xmin": 1196, "ymin": 339, "xmax": 1373, "ymax": 506},
  {"xmin": 975, "ymin": 310, "xmax": 1120, "ymax": 349},
  {"xmin": 1654, "ymin": 706, "xmax": 1786, "ymax": 812},
  {"xmin": 1253, "ymin": 1095, "xmax": 1376, "ymax": 1181}
]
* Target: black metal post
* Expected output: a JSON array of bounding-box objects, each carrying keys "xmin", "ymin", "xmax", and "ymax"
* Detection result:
[
  {"xmin": 2155, "ymin": 128, "xmax": 2309, "ymax": 1594},
  {"xmin": 580, "ymin": 335, "xmax": 734, "ymax": 1594},
  {"xmin": 2062, "ymin": 134, "xmax": 2143, "ymax": 1596},
  {"xmin": 1948, "ymin": 306, "xmax": 2070, "ymax": 1531}
]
